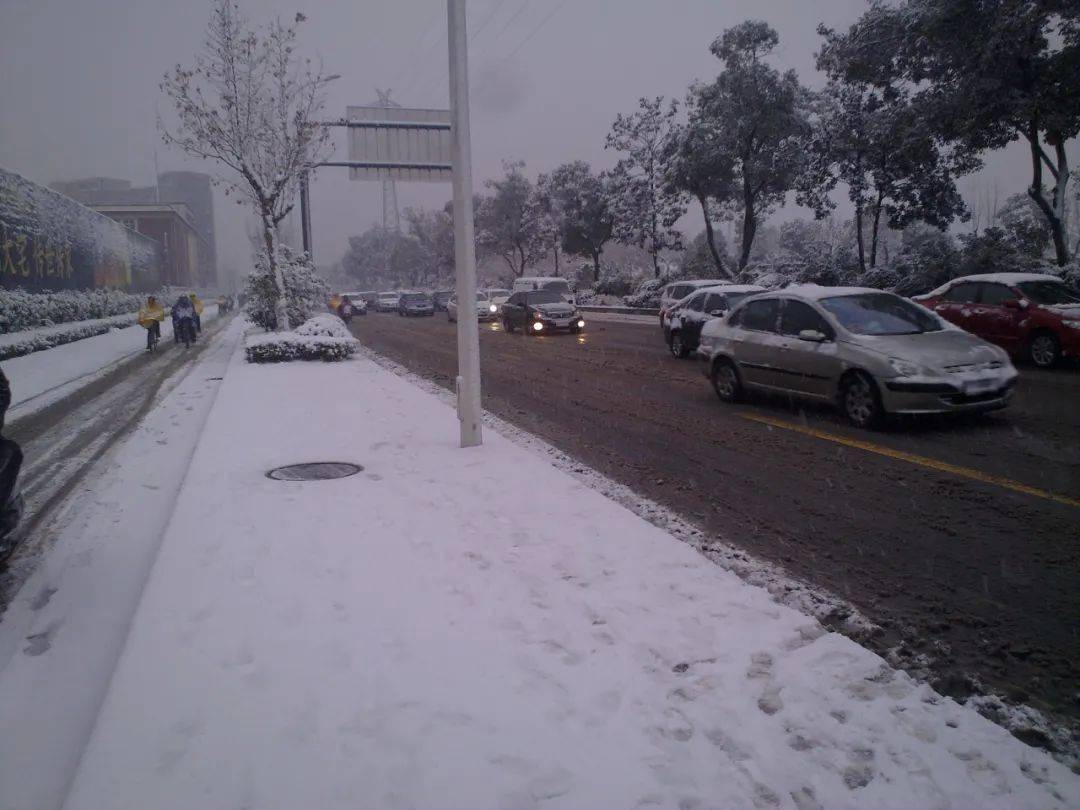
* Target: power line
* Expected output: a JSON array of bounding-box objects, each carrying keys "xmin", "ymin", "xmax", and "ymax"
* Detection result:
[
  {"xmin": 503, "ymin": 0, "xmax": 569, "ymax": 60},
  {"xmin": 493, "ymin": 0, "xmax": 531, "ymax": 42},
  {"xmin": 470, "ymin": 0, "xmax": 508, "ymax": 39}
]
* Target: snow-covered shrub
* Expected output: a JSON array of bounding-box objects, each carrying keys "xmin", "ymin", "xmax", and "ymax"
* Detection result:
[
  {"xmin": 0, "ymin": 288, "xmax": 147, "ymax": 333},
  {"xmin": 294, "ymin": 313, "xmax": 351, "ymax": 339},
  {"xmin": 623, "ymin": 278, "xmax": 664, "ymax": 308},
  {"xmin": 245, "ymin": 315, "xmax": 357, "ymax": 363},
  {"xmin": 243, "ymin": 245, "xmax": 329, "ymax": 331}
]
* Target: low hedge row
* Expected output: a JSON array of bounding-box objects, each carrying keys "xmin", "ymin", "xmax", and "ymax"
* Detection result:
[{"xmin": 0, "ymin": 314, "xmax": 137, "ymax": 361}]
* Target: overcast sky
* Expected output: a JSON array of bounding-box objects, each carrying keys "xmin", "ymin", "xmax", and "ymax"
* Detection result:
[{"xmin": 1, "ymin": 0, "xmax": 1069, "ymax": 281}]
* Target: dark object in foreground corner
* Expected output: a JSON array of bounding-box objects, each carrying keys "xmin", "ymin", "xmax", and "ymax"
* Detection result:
[{"xmin": 0, "ymin": 367, "xmax": 25, "ymax": 560}]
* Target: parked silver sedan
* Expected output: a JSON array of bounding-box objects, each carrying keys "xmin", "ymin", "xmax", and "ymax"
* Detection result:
[{"xmin": 697, "ymin": 285, "xmax": 1019, "ymax": 427}]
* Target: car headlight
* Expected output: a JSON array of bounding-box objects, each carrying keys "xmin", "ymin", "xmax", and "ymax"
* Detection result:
[
  {"xmin": 1064, "ymin": 320, "xmax": 1080, "ymax": 330},
  {"xmin": 888, "ymin": 357, "xmax": 924, "ymax": 377},
  {"xmin": 489, "ymin": 304, "xmax": 498, "ymax": 313}
]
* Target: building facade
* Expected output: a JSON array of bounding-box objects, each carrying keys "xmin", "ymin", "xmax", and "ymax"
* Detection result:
[
  {"xmin": 1, "ymin": 168, "xmax": 162, "ymax": 292},
  {"xmin": 93, "ymin": 203, "xmax": 201, "ymax": 288},
  {"xmin": 51, "ymin": 171, "xmax": 217, "ymax": 287}
]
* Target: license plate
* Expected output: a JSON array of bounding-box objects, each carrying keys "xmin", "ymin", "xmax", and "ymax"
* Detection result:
[
  {"xmin": 963, "ymin": 378, "xmax": 996, "ymax": 395},
  {"xmin": 553, "ymin": 318, "xmax": 570, "ymax": 327}
]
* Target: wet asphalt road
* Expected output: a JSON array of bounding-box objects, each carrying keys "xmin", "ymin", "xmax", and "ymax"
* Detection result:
[{"xmin": 351, "ymin": 310, "xmax": 1080, "ymax": 727}]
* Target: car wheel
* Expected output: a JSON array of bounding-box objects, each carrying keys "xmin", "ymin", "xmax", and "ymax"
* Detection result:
[
  {"xmin": 841, "ymin": 371, "xmax": 882, "ymax": 429},
  {"xmin": 669, "ymin": 330, "xmax": 689, "ymax": 359},
  {"xmin": 1027, "ymin": 331, "xmax": 1060, "ymax": 368},
  {"xmin": 569, "ymin": 325, "xmax": 581, "ymax": 334},
  {"xmin": 711, "ymin": 358, "xmax": 742, "ymax": 403}
]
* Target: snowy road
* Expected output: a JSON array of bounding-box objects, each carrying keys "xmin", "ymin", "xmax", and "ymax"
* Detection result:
[{"xmin": 351, "ymin": 311, "xmax": 1080, "ymax": 736}]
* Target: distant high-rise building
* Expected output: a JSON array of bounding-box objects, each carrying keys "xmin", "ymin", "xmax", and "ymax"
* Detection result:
[{"xmin": 50, "ymin": 170, "xmax": 218, "ymax": 286}]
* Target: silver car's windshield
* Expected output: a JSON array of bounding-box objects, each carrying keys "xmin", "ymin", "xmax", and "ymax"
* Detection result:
[
  {"xmin": 1017, "ymin": 280, "xmax": 1080, "ymax": 305},
  {"xmin": 820, "ymin": 293, "xmax": 941, "ymax": 336}
]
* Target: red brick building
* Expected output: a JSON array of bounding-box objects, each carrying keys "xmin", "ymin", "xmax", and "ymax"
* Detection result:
[{"xmin": 93, "ymin": 203, "xmax": 202, "ymax": 288}]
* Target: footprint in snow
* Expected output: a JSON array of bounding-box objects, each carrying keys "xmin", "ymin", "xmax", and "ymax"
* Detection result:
[
  {"xmin": 23, "ymin": 623, "xmax": 58, "ymax": 656},
  {"xmin": 29, "ymin": 586, "xmax": 57, "ymax": 611}
]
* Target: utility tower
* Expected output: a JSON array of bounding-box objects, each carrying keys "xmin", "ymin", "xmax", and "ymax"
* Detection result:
[{"xmin": 370, "ymin": 88, "xmax": 401, "ymax": 232}]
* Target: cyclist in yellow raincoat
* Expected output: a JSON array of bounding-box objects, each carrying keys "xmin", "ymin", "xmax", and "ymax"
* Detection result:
[{"xmin": 138, "ymin": 296, "xmax": 165, "ymax": 352}]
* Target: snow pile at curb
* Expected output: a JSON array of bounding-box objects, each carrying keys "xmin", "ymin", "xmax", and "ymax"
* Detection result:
[
  {"xmin": 244, "ymin": 315, "xmax": 357, "ymax": 363},
  {"xmin": 0, "ymin": 313, "xmax": 137, "ymax": 360}
]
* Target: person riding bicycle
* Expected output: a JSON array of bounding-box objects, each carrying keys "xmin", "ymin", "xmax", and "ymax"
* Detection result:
[
  {"xmin": 172, "ymin": 295, "xmax": 197, "ymax": 347},
  {"xmin": 138, "ymin": 296, "xmax": 165, "ymax": 352},
  {"xmin": 190, "ymin": 292, "xmax": 204, "ymax": 334}
]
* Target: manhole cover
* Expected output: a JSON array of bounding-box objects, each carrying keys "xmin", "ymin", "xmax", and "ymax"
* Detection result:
[{"xmin": 266, "ymin": 462, "xmax": 363, "ymax": 481}]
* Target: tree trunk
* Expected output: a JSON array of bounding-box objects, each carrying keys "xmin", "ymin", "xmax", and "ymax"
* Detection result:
[
  {"xmin": 552, "ymin": 234, "xmax": 560, "ymax": 275},
  {"xmin": 262, "ymin": 212, "xmax": 289, "ymax": 331},
  {"xmin": 1026, "ymin": 124, "xmax": 1071, "ymax": 267},
  {"xmin": 592, "ymin": 249, "xmax": 601, "ymax": 284},
  {"xmin": 738, "ymin": 193, "xmax": 756, "ymax": 271},
  {"xmin": 854, "ymin": 203, "xmax": 866, "ymax": 275},
  {"xmin": 869, "ymin": 195, "xmax": 883, "ymax": 269},
  {"xmin": 698, "ymin": 194, "xmax": 729, "ymax": 279}
]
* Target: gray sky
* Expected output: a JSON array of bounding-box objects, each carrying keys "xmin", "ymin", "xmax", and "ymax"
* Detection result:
[{"xmin": 0, "ymin": 0, "xmax": 1066, "ymax": 279}]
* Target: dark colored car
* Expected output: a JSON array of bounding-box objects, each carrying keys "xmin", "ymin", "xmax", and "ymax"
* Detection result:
[
  {"xmin": 433, "ymin": 290, "xmax": 454, "ymax": 311},
  {"xmin": 501, "ymin": 290, "xmax": 585, "ymax": 335},
  {"xmin": 914, "ymin": 273, "xmax": 1080, "ymax": 368},
  {"xmin": 398, "ymin": 292, "xmax": 435, "ymax": 317},
  {"xmin": 665, "ymin": 285, "xmax": 765, "ymax": 358}
]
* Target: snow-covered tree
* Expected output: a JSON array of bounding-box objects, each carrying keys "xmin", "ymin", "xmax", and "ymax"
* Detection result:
[
  {"xmin": 818, "ymin": 0, "xmax": 1080, "ymax": 266},
  {"xmin": 160, "ymin": 1, "xmax": 335, "ymax": 329},
  {"xmin": 796, "ymin": 80, "xmax": 970, "ymax": 273},
  {"xmin": 475, "ymin": 161, "xmax": 550, "ymax": 277},
  {"xmin": 605, "ymin": 97, "xmax": 686, "ymax": 277},
  {"xmin": 243, "ymin": 244, "xmax": 328, "ymax": 331},
  {"xmin": 694, "ymin": 21, "xmax": 809, "ymax": 271},
  {"xmin": 537, "ymin": 162, "xmax": 614, "ymax": 283}
]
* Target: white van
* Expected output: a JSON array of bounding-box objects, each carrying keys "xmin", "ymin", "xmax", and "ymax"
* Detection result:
[{"xmin": 511, "ymin": 276, "xmax": 575, "ymax": 305}]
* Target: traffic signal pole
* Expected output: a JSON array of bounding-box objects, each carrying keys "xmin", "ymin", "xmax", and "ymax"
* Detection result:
[{"xmin": 447, "ymin": 0, "xmax": 483, "ymax": 448}]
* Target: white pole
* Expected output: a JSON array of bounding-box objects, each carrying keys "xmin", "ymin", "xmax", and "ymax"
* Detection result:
[{"xmin": 448, "ymin": 0, "xmax": 483, "ymax": 448}]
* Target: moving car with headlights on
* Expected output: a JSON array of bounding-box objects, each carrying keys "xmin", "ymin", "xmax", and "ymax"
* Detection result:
[
  {"xmin": 511, "ymin": 277, "xmax": 576, "ymax": 306},
  {"xmin": 665, "ymin": 284, "xmax": 766, "ymax": 358},
  {"xmin": 698, "ymin": 286, "xmax": 1018, "ymax": 428},
  {"xmin": 659, "ymin": 278, "xmax": 728, "ymax": 331},
  {"xmin": 502, "ymin": 290, "xmax": 585, "ymax": 335},
  {"xmin": 375, "ymin": 292, "xmax": 401, "ymax": 312},
  {"xmin": 913, "ymin": 273, "xmax": 1080, "ymax": 368},
  {"xmin": 482, "ymin": 288, "xmax": 512, "ymax": 312},
  {"xmin": 447, "ymin": 291, "xmax": 500, "ymax": 322}
]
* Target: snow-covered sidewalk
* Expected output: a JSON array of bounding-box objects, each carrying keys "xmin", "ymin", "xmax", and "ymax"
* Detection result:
[{"xmin": 61, "ymin": 345, "xmax": 1077, "ymax": 809}]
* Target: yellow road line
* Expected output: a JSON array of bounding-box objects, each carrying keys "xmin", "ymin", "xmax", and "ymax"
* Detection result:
[{"xmin": 738, "ymin": 412, "xmax": 1080, "ymax": 509}]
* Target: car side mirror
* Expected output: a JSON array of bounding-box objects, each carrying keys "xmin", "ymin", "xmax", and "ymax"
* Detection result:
[
  {"xmin": 798, "ymin": 329, "xmax": 828, "ymax": 342},
  {"xmin": 1003, "ymin": 298, "xmax": 1028, "ymax": 310}
]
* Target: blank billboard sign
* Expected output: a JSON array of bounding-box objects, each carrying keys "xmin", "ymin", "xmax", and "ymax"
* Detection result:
[{"xmin": 345, "ymin": 106, "xmax": 452, "ymax": 183}]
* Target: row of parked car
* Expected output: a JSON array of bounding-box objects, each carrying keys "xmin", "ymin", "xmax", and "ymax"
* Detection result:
[{"xmin": 658, "ymin": 272, "xmax": 1079, "ymax": 428}]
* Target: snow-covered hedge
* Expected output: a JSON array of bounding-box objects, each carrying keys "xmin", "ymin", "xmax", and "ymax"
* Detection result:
[
  {"xmin": 0, "ymin": 288, "xmax": 144, "ymax": 333},
  {"xmin": 0, "ymin": 314, "xmax": 137, "ymax": 361},
  {"xmin": 294, "ymin": 313, "xmax": 352, "ymax": 339},
  {"xmin": 244, "ymin": 315, "xmax": 357, "ymax": 363}
]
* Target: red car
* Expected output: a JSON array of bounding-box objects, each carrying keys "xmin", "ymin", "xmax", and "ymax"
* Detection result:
[{"xmin": 914, "ymin": 273, "xmax": 1080, "ymax": 368}]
